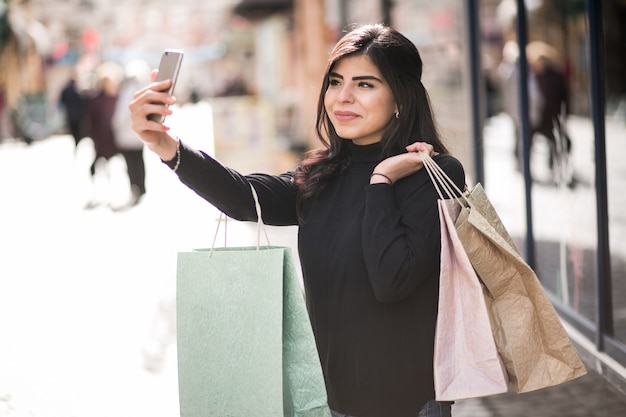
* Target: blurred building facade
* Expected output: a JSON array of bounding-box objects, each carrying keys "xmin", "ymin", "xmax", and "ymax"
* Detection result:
[{"xmin": 1, "ymin": 0, "xmax": 626, "ymax": 397}]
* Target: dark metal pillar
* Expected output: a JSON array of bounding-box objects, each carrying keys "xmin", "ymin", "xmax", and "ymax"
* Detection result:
[
  {"xmin": 587, "ymin": 0, "xmax": 613, "ymax": 350},
  {"xmin": 516, "ymin": 0, "xmax": 536, "ymax": 269},
  {"xmin": 382, "ymin": 0, "xmax": 393, "ymax": 26},
  {"xmin": 467, "ymin": 0, "xmax": 485, "ymax": 186}
]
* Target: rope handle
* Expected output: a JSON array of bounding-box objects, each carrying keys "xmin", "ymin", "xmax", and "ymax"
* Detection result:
[
  {"xmin": 418, "ymin": 151, "xmax": 471, "ymax": 207},
  {"xmin": 209, "ymin": 183, "xmax": 270, "ymax": 257}
]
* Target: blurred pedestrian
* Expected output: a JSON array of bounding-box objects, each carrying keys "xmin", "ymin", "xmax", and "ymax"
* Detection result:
[
  {"xmin": 130, "ymin": 24, "xmax": 465, "ymax": 417},
  {"xmin": 83, "ymin": 62, "xmax": 123, "ymax": 207},
  {"xmin": 496, "ymin": 40, "xmax": 542, "ymax": 170},
  {"xmin": 59, "ymin": 73, "xmax": 86, "ymax": 150},
  {"xmin": 527, "ymin": 41, "xmax": 572, "ymax": 175},
  {"xmin": 112, "ymin": 60, "xmax": 151, "ymax": 208}
]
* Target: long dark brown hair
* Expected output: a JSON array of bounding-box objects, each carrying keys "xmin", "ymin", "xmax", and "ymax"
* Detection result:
[{"xmin": 293, "ymin": 24, "xmax": 449, "ymax": 219}]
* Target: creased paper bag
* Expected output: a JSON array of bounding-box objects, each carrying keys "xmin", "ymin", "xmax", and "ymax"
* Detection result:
[
  {"xmin": 434, "ymin": 199, "xmax": 510, "ymax": 401},
  {"xmin": 455, "ymin": 184, "xmax": 587, "ymax": 393}
]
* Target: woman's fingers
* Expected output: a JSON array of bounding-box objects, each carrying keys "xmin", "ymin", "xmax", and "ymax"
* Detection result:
[
  {"xmin": 140, "ymin": 101, "xmax": 174, "ymax": 123},
  {"xmin": 132, "ymin": 80, "xmax": 174, "ymax": 103},
  {"xmin": 405, "ymin": 141, "xmax": 434, "ymax": 154},
  {"xmin": 128, "ymin": 85, "xmax": 175, "ymax": 148},
  {"xmin": 129, "ymin": 82, "xmax": 175, "ymax": 123},
  {"xmin": 131, "ymin": 72, "xmax": 173, "ymax": 104},
  {"xmin": 130, "ymin": 106, "xmax": 169, "ymax": 133}
]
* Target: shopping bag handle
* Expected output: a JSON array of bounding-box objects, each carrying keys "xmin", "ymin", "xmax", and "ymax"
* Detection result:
[
  {"xmin": 419, "ymin": 151, "xmax": 470, "ymax": 207},
  {"xmin": 209, "ymin": 183, "xmax": 270, "ymax": 257}
]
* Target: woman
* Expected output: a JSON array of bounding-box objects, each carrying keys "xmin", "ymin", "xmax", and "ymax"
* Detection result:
[
  {"xmin": 85, "ymin": 62, "xmax": 123, "ymax": 176},
  {"xmin": 130, "ymin": 24, "xmax": 465, "ymax": 417},
  {"xmin": 112, "ymin": 60, "xmax": 152, "ymax": 207}
]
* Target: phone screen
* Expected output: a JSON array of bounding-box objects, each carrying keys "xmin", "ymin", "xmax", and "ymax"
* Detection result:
[{"xmin": 149, "ymin": 49, "xmax": 184, "ymax": 122}]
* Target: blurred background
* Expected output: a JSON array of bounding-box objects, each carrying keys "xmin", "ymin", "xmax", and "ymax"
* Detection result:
[
  {"xmin": 1, "ymin": 0, "xmax": 626, "ymax": 416},
  {"xmin": 2, "ymin": 0, "xmax": 626, "ymax": 172}
]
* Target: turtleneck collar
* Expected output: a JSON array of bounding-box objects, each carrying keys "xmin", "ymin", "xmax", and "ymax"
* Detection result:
[{"xmin": 347, "ymin": 140, "xmax": 383, "ymax": 164}]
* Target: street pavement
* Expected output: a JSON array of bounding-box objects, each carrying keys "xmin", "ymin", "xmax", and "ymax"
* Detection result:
[{"xmin": 1, "ymin": 108, "xmax": 626, "ymax": 416}]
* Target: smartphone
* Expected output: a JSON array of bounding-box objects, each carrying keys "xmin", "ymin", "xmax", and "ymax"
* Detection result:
[{"xmin": 148, "ymin": 49, "xmax": 184, "ymax": 123}]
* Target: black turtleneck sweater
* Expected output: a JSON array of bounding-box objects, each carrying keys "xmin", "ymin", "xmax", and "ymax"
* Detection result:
[{"xmin": 168, "ymin": 140, "xmax": 465, "ymax": 417}]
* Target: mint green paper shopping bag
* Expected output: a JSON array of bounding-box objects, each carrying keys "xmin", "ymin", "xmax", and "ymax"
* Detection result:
[{"xmin": 176, "ymin": 244, "xmax": 331, "ymax": 417}]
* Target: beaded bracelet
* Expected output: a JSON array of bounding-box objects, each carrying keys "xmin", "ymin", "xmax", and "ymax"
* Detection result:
[
  {"xmin": 370, "ymin": 172, "xmax": 393, "ymax": 184},
  {"xmin": 172, "ymin": 138, "xmax": 181, "ymax": 173}
]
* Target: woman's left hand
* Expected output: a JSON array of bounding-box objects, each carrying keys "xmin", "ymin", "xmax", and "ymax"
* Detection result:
[{"xmin": 370, "ymin": 142, "xmax": 435, "ymax": 185}]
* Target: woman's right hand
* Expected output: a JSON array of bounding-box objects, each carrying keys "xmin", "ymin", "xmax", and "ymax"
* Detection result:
[
  {"xmin": 370, "ymin": 142, "xmax": 435, "ymax": 184},
  {"xmin": 128, "ymin": 69, "xmax": 179, "ymax": 161}
]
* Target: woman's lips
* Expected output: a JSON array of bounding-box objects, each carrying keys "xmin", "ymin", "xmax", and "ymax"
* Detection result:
[{"xmin": 334, "ymin": 110, "xmax": 359, "ymax": 122}]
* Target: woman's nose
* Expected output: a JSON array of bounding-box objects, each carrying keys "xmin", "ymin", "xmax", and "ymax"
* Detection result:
[{"xmin": 337, "ymin": 85, "xmax": 354, "ymax": 102}]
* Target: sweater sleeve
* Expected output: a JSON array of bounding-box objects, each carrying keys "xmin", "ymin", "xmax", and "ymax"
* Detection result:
[
  {"xmin": 165, "ymin": 141, "xmax": 299, "ymax": 226},
  {"xmin": 361, "ymin": 154, "xmax": 465, "ymax": 303}
]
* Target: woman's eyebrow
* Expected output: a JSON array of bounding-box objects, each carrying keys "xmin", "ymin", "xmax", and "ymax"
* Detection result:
[
  {"xmin": 328, "ymin": 72, "xmax": 383, "ymax": 83},
  {"xmin": 353, "ymin": 75, "xmax": 383, "ymax": 83}
]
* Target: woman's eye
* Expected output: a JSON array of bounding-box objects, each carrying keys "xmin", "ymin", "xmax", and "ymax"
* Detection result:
[
  {"xmin": 358, "ymin": 82, "xmax": 373, "ymax": 88},
  {"xmin": 329, "ymin": 79, "xmax": 341, "ymax": 86}
]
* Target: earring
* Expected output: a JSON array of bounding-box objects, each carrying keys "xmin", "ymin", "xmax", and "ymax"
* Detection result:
[{"xmin": 395, "ymin": 111, "xmax": 400, "ymax": 119}]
